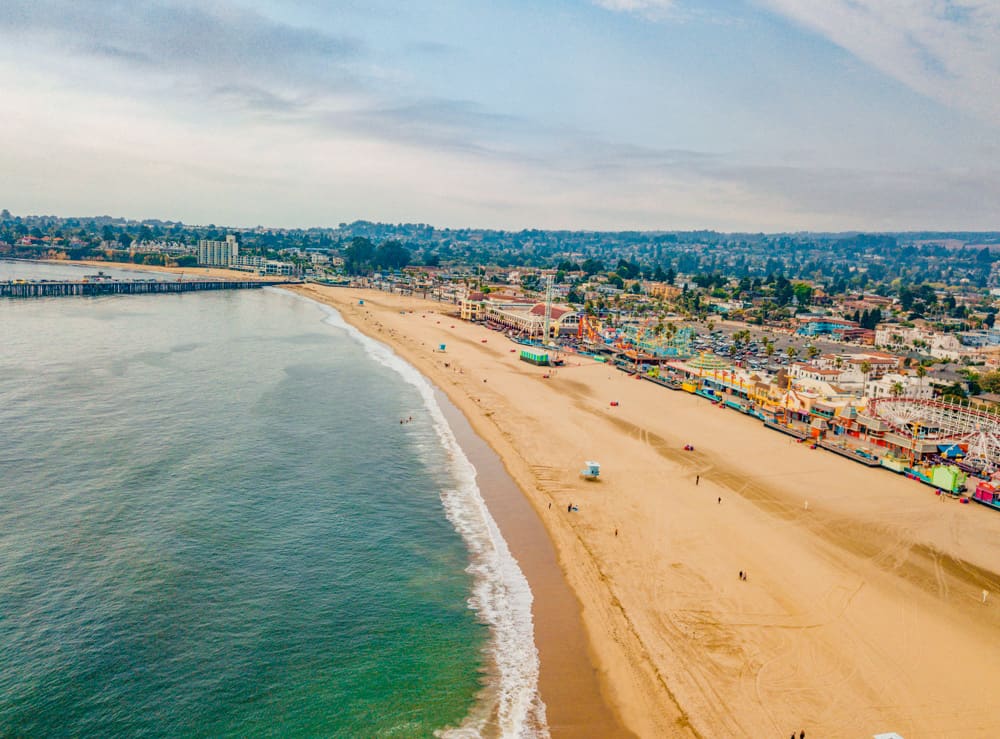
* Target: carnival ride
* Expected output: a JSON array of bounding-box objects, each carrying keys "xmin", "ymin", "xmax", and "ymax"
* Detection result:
[
  {"xmin": 617, "ymin": 323, "xmax": 694, "ymax": 359},
  {"xmin": 867, "ymin": 397, "xmax": 1000, "ymax": 475},
  {"xmin": 577, "ymin": 314, "xmax": 603, "ymax": 344}
]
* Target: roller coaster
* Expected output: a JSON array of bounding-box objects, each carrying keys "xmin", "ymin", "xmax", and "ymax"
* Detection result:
[{"xmin": 867, "ymin": 397, "xmax": 1000, "ymax": 474}]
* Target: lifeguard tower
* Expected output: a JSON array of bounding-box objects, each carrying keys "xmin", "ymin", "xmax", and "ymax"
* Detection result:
[{"xmin": 580, "ymin": 461, "xmax": 600, "ymax": 480}]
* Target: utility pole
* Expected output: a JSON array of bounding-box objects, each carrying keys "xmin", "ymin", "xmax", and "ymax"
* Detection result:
[{"xmin": 543, "ymin": 274, "xmax": 554, "ymax": 346}]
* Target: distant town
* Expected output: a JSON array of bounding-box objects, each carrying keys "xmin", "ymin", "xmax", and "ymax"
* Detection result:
[{"xmin": 4, "ymin": 209, "xmax": 1000, "ymax": 409}]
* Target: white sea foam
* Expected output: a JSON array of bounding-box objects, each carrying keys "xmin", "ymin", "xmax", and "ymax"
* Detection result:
[{"xmin": 317, "ymin": 303, "xmax": 549, "ymax": 739}]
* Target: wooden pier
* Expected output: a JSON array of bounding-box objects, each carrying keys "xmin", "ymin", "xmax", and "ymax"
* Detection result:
[{"xmin": 1, "ymin": 279, "xmax": 298, "ymax": 299}]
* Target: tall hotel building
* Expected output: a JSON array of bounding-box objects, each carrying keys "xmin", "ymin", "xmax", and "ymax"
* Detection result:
[{"xmin": 197, "ymin": 234, "xmax": 239, "ymax": 267}]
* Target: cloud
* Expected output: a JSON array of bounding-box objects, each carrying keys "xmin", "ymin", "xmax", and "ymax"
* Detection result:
[
  {"xmin": 756, "ymin": 1, "xmax": 1000, "ymax": 126},
  {"xmin": 591, "ymin": 0, "xmax": 677, "ymax": 21},
  {"xmin": 0, "ymin": 0, "xmax": 365, "ymax": 95},
  {"xmin": 0, "ymin": 1, "xmax": 525, "ymax": 158}
]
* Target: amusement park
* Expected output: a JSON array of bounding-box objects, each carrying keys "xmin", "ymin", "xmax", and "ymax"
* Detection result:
[
  {"xmin": 571, "ymin": 310, "xmax": 1000, "ymax": 510},
  {"xmin": 462, "ymin": 284, "xmax": 1000, "ymax": 513}
]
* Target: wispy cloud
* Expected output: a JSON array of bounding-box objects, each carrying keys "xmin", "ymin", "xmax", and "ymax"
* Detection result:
[
  {"xmin": 757, "ymin": 1, "xmax": 1000, "ymax": 125},
  {"xmin": 591, "ymin": 0, "xmax": 677, "ymax": 21},
  {"xmin": 0, "ymin": 0, "xmax": 365, "ymax": 94}
]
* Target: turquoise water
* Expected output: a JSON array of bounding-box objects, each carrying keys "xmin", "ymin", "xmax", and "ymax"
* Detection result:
[{"xmin": 0, "ymin": 278, "xmax": 545, "ymax": 737}]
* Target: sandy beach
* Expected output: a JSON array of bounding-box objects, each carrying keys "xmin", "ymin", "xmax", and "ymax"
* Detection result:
[
  {"xmin": 41, "ymin": 259, "xmax": 287, "ymax": 282},
  {"xmin": 290, "ymin": 284, "xmax": 1000, "ymax": 739}
]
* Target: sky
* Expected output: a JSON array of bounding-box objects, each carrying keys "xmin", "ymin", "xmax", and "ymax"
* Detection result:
[{"xmin": 0, "ymin": 0, "xmax": 998, "ymax": 232}]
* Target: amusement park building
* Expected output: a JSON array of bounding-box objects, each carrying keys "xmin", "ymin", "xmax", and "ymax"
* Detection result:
[
  {"xmin": 461, "ymin": 295, "xmax": 578, "ymax": 338},
  {"xmin": 795, "ymin": 317, "xmax": 859, "ymax": 337}
]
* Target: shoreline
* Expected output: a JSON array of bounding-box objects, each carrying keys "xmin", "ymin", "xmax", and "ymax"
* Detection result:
[
  {"xmin": 303, "ymin": 282, "xmax": 627, "ymax": 735},
  {"xmin": 18, "ymin": 259, "xmax": 628, "ymax": 734},
  {"xmin": 435, "ymin": 390, "xmax": 629, "ymax": 737},
  {"xmin": 290, "ymin": 283, "xmax": 1000, "ymax": 739},
  {"xmin": 290, "ymin": 284, "xmax": 691, "ymax": 737}
]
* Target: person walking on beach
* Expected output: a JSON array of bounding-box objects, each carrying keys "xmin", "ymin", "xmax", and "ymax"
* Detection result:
[
  {"xmin": 739, "ymin": 570, "xmax": 743, "ymax": 580},
  {"xmin": 696, "ymin": 475, "xmax": 700, "ymax": 486},
  {"xmin": 568, "ymin": 503, "xmax": 572, "ymax": 512},
  {"xmin": 717, "ymin": 496, "xmax": 721, "ymax": 504}
]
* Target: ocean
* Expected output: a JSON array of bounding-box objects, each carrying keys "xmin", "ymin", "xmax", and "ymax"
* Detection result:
[{"xmin": 0, "ymin": 263, "xmax": 546, "ymax": 737}]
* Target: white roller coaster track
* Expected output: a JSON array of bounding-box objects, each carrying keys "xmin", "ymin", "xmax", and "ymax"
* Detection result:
[{"xmin": 868, "ymin": 397, "xmax": 1000, "ymax": 473}]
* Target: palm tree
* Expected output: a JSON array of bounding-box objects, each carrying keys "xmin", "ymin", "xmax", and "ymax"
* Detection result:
[
  {"xmin": 861, "ymin": 360, "xmax": 872, "ymax": 397},
  {"xmin": 916, "ymin": 364, "xmax": 928, "ymax": 396},
  {"xmin": 786, "ymin": 346, "xmax": 798, "ymax": 362},
  {"xmin": 765, "ymin": 341, "xmax": 775, "ymax": 359},
  {"xmin": 890, "ymin": 381, "xmax": 905, "ymax": 398},
  {"xmin": 806, "ymin": 344, "xmax": 820, "ymax": 360}
]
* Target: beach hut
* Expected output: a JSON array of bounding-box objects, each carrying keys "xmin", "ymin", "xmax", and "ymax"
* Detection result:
[
  {"xmin": 519, "ymin": 349, "xmax": 550, "ymax": 366},
  {"xmin": 580, "ymin": 461, "xmax": 600, "ymax": 480}
]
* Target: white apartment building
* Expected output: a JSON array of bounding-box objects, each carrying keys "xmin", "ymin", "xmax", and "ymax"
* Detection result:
[
  {"xmin": 866, "ymin": 373, "xmax": 934, "ymax": 400},
  {"xmin": 231, "ymin": 254, "xmax": 296, "ymax": 276},
  {"xmin": 198, "ymin": 235, "xmax": 238, "ymax": 267}
]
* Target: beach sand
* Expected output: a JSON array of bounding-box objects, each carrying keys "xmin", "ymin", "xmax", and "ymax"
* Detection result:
[
  {"xmin": 291, "ymin": 285, "xmax": 1000, "ymax": 739},
  {"xmin": 42, "ymin": 259, "xmax": 287, "ymax": 282}
]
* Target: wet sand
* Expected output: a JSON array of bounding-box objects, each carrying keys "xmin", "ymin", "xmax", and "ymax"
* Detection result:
[{"xmin": 437, "ymin": 391, "xmax": 630, "ymax": 737}]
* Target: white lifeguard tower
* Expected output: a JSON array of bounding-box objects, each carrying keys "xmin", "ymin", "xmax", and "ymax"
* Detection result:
[{"xmin": 580, "ymin": 461, "xmax": 600, "ymax": 480}]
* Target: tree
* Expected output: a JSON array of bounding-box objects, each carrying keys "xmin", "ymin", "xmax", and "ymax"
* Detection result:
[
  {"xmin": 890, "ymin": 381, "xmax": 905, "ymax": 398},
  {"xmin": 581, "ymin": 258, "xmax": 604, "ymax": 276},
  {"xmin": 792, "ymin": 282, "xmax": 813, "ymax": 306},
  {"xmin": 860, "ymin": 360, "xmax": 872, "ymax": 396},
  {"xmin": 980, "ymin": 370, "xmax": 1000, "ymax": 394},
  {"xmin": 806, "ymin": 344, "xmax": 820, "ymax": 360},
  {"xmin": 786, "ymin": 346, "xmax": 798, "ymax": 362},
  {"xmin": 373, "ymin": 240, "xmax": 410, "ymax": 271},
  {"xmin": 344, "ymin": 237, "xmax": 375, "ymax": 274}
]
